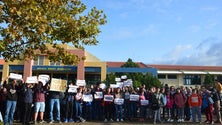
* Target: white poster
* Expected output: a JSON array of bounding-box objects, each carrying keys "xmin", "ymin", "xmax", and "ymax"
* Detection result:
[
  {"xmin": 114, "ymin": 98, "xmax": 124, "ymax": 105},
  {"xmin": 26, "ymin": 76, "xmax": 38, "ymax": 83},
  {"xmin": 130, "ymin": 94, "xmax": 139, "ymax": 101},
  {"xmin": 121, "ymin": 75, "xmax": 127, "ymax": 79},
  {"xmin": 50, "ymin": 78, "xmax": 67, "ymax": 92},
  {"xmin": 124, "ymin": 79, "xmax": 133, "ymax": 87},
  {"xmin": 115, "ymin": 78, "xmax": 121, "ymax": 82},
  {"xmin": 110, "ymin": 84, "xmax": 119, "ymax": 88},
  {"xmin": 94, "ymin": 91, "xmax": 103, "ymax": 99},
  {"xmin": 100, "ymin": 83, "xmax": 106, "ymax": 89},
  {"xmin": 38, "ymin": 74, "xmax": 50, "ymax": 86},
  {"xmin": 104, "ymin": 95, "xmax": 114, "ymax": 102},
  {"xmin": 9, "ymin": 73, "xmax": 22, "ymax": 80},
  {"xmin": 83, "ymin": 94, "xmax": 93, "ymax": 102},
  {"xmin": 68, "ymin": 85, "xmax": 78, "ymax": 93},
  {"xmin": 76, "ymin": 80, "xmax": 86, "ymax": 86},
  {"xmin": 140, "ymin": 100, "xmax": 149, "ymax": 106}
]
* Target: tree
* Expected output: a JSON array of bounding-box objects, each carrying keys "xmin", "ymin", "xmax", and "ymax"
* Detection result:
[
  {"xmin": 0, "ymin": 0, "xmax": 106, "ymax": 65},
  {"xmin": 203, "ymin": 74, "xmax": 214, "ymax": 87}
]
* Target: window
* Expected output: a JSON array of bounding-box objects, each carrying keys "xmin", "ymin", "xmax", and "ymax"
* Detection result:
[
  {"xmin": 184, "ymin": 75, "xmax": 201, "ymax": 85},
  {"xmin": 168, "ymin": 74, "xmax": 177, "ymax": 79},
  {"xmin": 158, "ymin": 74, "xmax": 166, "ymax": 79},
  {"xmin": 50, "ymin": 61, "xmax": 61, "ymax": 66},
  {"xmin": 33, "ymin": 56, "xmax": 44, "ymax": 65}
]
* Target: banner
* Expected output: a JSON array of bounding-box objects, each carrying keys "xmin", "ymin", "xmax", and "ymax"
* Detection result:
[
  {"xmin": 50, "ymin": 78, "xmax": 67, "ymax": 92},
  {"xmin": 26, "ymin": 76, "xmax": 38, "ymax": 83},
  {"xmin": 94, "ymin": 92, "xmax": 103, "ymax": 99},
  {"xmin": 38, "ymin": 74, "xmax": 50, "ymax": 86},
  {"xmin": 68, "ymin": 85, "xmax": 78, "ymax": 93},
  {"xmin": 83, "ymin": 94, "xmax": 93, "ymax": 102},
  {"xmin": 130, "ymin": 94, "xmax": 139, "ymax": 101},
  {"xmin": 114, "ymin": 98, "xmax": 124, "ymax": 105},
  {"xmin": 104, "ymin": 95, "xmax": 114, "ymax": 102},
  {"xmin": 9, "ymin": 73, "xmax": 22, "ymax": 80},
  {"xmin": 76, "ymin": 80, "xmax": 86, "ymax": 86},
  {"xmin": 140, "ymin": 100, "xmax": 149, "ymax": 106}
]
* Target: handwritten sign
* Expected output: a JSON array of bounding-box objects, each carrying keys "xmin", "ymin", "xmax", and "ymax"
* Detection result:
[
  {"xmin": 9, "ymin": 73, "xmax": 22, "ymax": 80},
  {"xmin": 50, "ymin": 78, "xmax": 67, "ymax": 92},
  {"xmin": 114, "ymin": 98, "xmax": 124, "ymax": 105},
  {"xmin": 76, "ymin": 80, "xmax": 86, "ymax": 86},
  {"xmin": 104, "ymin": 95, "xmax": 114, "ymax": 102},
  {"xmin": 68, "ymin": 85, "xmax": 78, "ymax": 93},
  {"xmin": 110, "ymin": 84, "xmax": 119, "ymax": 88},
  {"xmin": 94, "ymin": 92, "xmax": 103, "ymax": 99},
  {"xmin": 130, "ymin": 94, "xmax": 139, "ymax": 101},
  {"xmin": 140, "ymin": 100, "xmax": 149, "ymax": 106},
  {"xmin": 100, "ymin": 83, "xmax": 106, "ymax": 89},
  {"xmin": 38, "ymin": 74, "xmax": 50, "ymax": 86},
  {"xmin": 83, "ymin": 94, "xmax": 93, "ymax": 102},
  {"xmin": 121, "ymin": 75, "xmax": 127, "ymax": 80},
  {"xmin": 26, "ymin": 76, "xmax": 38, "ymax": 83},
  {"xmin": 116, "ymin": 82, "xmax": 123, "ymax": 88}
]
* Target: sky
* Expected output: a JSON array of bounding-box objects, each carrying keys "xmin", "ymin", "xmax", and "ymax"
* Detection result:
[{"xmin": 82, "ymin": 0, "xmax": 222, "ymax": 66}]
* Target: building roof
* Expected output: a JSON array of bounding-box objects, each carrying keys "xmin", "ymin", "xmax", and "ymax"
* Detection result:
[
  {"xmin": 106, "ymin": 62, "xmax": 148, "ymax": 68},
  {"xmin": 148, "ymin": 64, "xmax": 222, "ymax": 71}
]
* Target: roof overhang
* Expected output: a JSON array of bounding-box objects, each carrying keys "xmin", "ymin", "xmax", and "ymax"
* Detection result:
[
  {"xmin": 182, "ymin": 71, "xmax": 207, "ymax": 74},
  {"xmin": 157, "ymin": 70, "xmax": 182, "ymax": 74},
  {"xmin": 208, "ymin": 72, "xmax": 222, "ymax": 75}
]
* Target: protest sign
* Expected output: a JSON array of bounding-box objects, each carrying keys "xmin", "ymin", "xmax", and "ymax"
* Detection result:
[
  {"xmin": 50, "ymin": 78, "xmax": 67, "ymax": 92},
  {"xmin": 121, "ymin": 75, "xmax": 127, "ymax": 80},
  {"xmin": 104, "ymin": 95, "xmax": 114, "ymax": 102},
  {"xmin": 94, "ymin": 91, "xmax": 103, "ymax": 99},
  {"xmin": 116, "ymin": 82, "xmax": 123, "ymax": 88},
  {"xmin": 124, "ymin": 79, "xmax": 133, "ymax": 87},
  {"xmin": 110, "ymin": 84, "xmax": 119, "ymax": 88},
  {"xmin": 100, "ymin": 83, "xmax": 106, "ymax": 89},
  {"xmin": 76, "ymin": 80, "xmax": 86, "ymax": 86},
  {"xmin": 26, "ymin": 76, "xmax": 38, "ymax": 83},
  {"xmin": 130, "ymin": 94, "xmax": 139, "ymax": 101},
  {"xmin": 68, "ymin": 85, "xmax": 78, "ymax": 93},
  {"xmin": 114, "ymin": 98, "xmax": 124, "ymax": 105},
  {"xmin": 83, "ymin": 94, "xmax": 93, "ymax": 102},
  {"xmin": 115, "ymin": 78, "xmax": 121, "ymax": 82},
  {"xmin": 38, "ymin": 74, "xmax": 50, "ymax": 86},
  {"xmin": 140, "ymin": 100, "xmax": 149, "ymax": 106},
  {"xmin": 9, "ymin": 73, "xmax": 22, "ymax": 80}
]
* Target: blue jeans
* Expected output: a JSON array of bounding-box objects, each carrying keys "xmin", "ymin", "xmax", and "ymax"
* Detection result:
[
  {"xmin": 4, "ymin": 100, "xmax": 17, "ymax": 125},
  {"xmin": 140, "ymin": 106, "xmax": 146, "ymax": 118},
  {"xmin": 75, "ymin": 101, "xmax": 82, "ymax": 118},
  {"xmin": 115, "ymin": 105, "xmax": 123, "ymax": 120},
  {"xmin": 49, "ymin": 99, "xmax": 60, "ymax": 121},
  {"xmin": 191, "ymin": 107, "xmax": 201, "ymax": 122},
  {"xmin": 130, "ymin": 101, "xmax": 137, "ymax": 118}
]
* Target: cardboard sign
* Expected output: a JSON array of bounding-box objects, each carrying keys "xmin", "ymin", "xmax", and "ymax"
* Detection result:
[
  {"xmin": 104, "ymin": 95, "xmax": 114, "ymax": 102},
  {"xmin": 26, "ymin": 76, "xmax": 38, "ymax": 83},
  {"xmin": 140, "ymin": 100, "xmax": 149, "ymax": 106},
  {"xmin": 76, "ymin": 80, "xmax": 86, "ymax": 86},
  {"xmin": 68, "ymin": 85, "xmax": 78, "ymax": 93},
  {"xmin": 94, "ymin": 91, "xmax": 103, "ymax": 99},
  {"xmin": 130, "ymin": 94, "xmax": 139, "ymax": 101},
  {"xmin": 50, "ymin": 78, "xmax": 67, "ymax": 92},
  {"xmin": 114, "ymin": 98, "xmax": 124, "ymax": 105},
  {"xmin": 9, "ymin": 73, "xmax": 22, "ymax": 80},
  {"xmin": 38, "ymin": 74, "xmax": 50, "ymax": 86},
  {"xmin": 83, "ymin": 94, "xmax": 93, "ymax": 102}
]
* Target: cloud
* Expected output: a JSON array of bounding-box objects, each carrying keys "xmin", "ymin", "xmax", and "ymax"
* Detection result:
[{"xmin": 153, "ymin": 38, "xmax": 222, "ymax": 66}]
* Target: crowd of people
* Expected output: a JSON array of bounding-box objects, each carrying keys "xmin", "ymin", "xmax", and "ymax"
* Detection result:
[{"xmin": 1, "ymin": 77, "xmax": 222, "ymax": 125}]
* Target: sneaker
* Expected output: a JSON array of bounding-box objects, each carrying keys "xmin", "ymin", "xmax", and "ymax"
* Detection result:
[
  {"xmin": 177, "ymin": 119, "xmax": 181, "ymax": 122},
  {"xmin": 69, "ymin": 118, "xmax": 74, "ymax": 122},
  {"xmin": 39, "ymin": 120, "xmax": 45, "ymax": 124},
  {"xmin": 110, "ymin": 119, "xmax": 113, "ymax": 122},
  {"xmin": 104, "ymin": 119, "xmax": 108, "ymax": 122},
  {"xmin": 170, "ymin": 119, "xmax": 174, "ymax": 122},
  {"xmin": 120, "ymin": 119, "xmax": 124, "ymax": 122},
  {"xmin": 64, "ymin": 119, "xmax": 68, "ymax": 123},
  {"xmin": 33, "ymin": 121, "xmax": 37, "ymax": 124},
  {"xmin": 153, "ymin": 121, "xmax": 156, "ymax": 124},
  {"xmin": 116, "ymin": 119, "xmax": 119, "ymax": 122},
  {"xmin": 48, "ymin": 120, "xmax": 54, "ymax": 124},
  {"xmin": 167, "ymin": 119, "xmax": 170, "ymax": 122},
  {"xmin": 181, "ymin": 119, "xmax": 184, "ymax": 122},
  {"xmin": 211, "ymin": 121, "xmax": 214, "ymax": 124}
]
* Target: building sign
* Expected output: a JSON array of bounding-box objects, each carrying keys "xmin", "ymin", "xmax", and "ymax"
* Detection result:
[{"xmin": 32, "ymin": 66, "xmax": 77, "ymax": 71}]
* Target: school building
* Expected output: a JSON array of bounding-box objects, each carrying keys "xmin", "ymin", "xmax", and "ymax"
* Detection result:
[{"xmin": 1, "ymin": 44, "xmax": 222, "ymax": 86}]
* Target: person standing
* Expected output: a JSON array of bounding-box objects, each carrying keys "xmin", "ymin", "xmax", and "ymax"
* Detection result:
[{"xmin": 188, "ymin": 89, "xmax": 202, "ymax": 123}]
